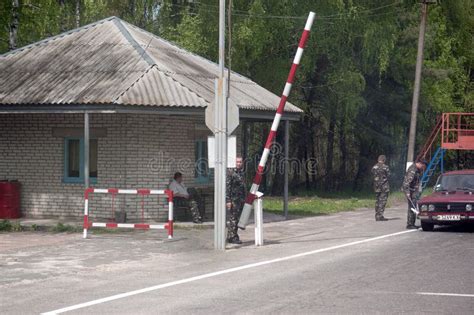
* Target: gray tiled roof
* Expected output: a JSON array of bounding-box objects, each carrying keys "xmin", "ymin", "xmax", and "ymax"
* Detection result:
[{"xmin": 0, "ymin": 17, "xmax": 302, "ymax": 113}]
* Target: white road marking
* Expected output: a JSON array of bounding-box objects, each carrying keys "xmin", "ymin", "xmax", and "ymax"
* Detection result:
[
  {"xmin": 417, "ymin": 292, "xmax": 474, "ymax": 298},
  {"xmin": 42, "ymin": 230, "xmax": 417, "ymax": 314}
]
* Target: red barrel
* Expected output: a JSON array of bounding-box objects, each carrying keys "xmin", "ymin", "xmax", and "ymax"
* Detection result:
[{"xmin": 0, "ymin": 181, "xmax": 21, "ymax": 219}]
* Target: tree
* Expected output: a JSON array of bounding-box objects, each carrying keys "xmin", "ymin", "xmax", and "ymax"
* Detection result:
[
  {"xmin": 0, "ymin": 0, "xmax": 472, "ymax": 193},
  {"xmin": 8, "ymin": 0, "xmax": 19, "ymax": 50}
]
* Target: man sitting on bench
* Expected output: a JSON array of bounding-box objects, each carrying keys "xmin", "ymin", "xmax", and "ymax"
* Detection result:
[{"xmin": 169, "ymin": 172, "xmax": 202, "ymax": 223}]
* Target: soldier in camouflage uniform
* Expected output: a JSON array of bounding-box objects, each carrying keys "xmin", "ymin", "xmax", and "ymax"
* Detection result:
[
  {"xmin": 401, "ymin": 160, "xmax": 427, "ymax": 229},
  {"xmin": 226, "ymin": 157, "xmax": 246, "ymax": 244},
  {"xmin": 371, "ymin": 155, "xmax": 390, "ymax": 221}
]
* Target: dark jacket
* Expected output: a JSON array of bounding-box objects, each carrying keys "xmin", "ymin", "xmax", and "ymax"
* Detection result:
[{"xmin": 402, "ymin": 164, "xmax": 422, "ymax": 196}]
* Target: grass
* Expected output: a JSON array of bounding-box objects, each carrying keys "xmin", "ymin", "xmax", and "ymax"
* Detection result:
[
  {"xmin": 264, "ymin": 191, "xmax": 405, "ymax": 216},
  {"xmin": 50, "ymin": 223, "xmax": 81, "ymax": 233},
  {"xmin": 0, "ymin": 219, "xmax": 13, "ymax": 231},
  {"xmin": 0, "ymin": 221, "xmax": 80, "ymax": 233},
  {"xmin": 0, "ymin": 220, "xmax": 23, "ymax": 232}
]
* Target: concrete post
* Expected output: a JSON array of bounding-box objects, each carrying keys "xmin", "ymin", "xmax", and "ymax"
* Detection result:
[
  {"xmin": 284, "ymin": 120, "xmax": 289, "ymax": 219},
  {"xmin": 254, "ymin": 193, "xmax": 264, "ymax": 246}
]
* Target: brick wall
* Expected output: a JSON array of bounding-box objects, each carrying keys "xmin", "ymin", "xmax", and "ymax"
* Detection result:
[{"xmin": 0, "ymin": 113, "xmax": 244, "ymax": 222}]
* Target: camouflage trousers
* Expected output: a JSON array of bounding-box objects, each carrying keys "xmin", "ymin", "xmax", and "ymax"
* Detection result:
[
  {"xmin": 227, "ymin": 201, "xmax": 243, "ymax": 240},
  {"xmin": 375, "ymin": 192, "xmax": 388, "ymax": 219},
  {"xmin": 406, "ymin": 194, "xmax": 417, "ymax": 226},
  {"xmin": 174, "ymin": 197, "xmax": 201, "ymax": 221},
  {"xmin": 189, "ymin": 200, "xmax": 201, "ymax": 221}
]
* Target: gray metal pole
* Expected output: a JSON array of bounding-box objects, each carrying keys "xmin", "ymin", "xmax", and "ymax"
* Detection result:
[
  {"xmin": 214, "ymin": 0, "xmax": 227, "ymax": 250},
  {"xmin": 407, "ymin": 2, "xmax": 428, "ymax": 168},
  {"xmin": 84, "ymin": 112, "xmax": 90, "ymax": 189},
  {"xmin": 284, "ymin": 120, "xmax": 289, "ymax": 219}
]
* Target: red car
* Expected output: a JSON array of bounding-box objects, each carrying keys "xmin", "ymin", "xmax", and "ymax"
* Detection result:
[{"xmin": 418, "ymin": 170, "xmax": 474, "ymax": 231}]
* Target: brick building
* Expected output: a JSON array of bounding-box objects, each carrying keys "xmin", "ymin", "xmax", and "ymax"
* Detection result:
[{"xmin": 0, "ymin": 17, "xmax": 301, "ymax": 221}]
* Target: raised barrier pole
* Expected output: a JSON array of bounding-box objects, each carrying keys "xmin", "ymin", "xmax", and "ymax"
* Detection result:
[{"xmin": 238, "ymin": 11, "xmax": 316, "ymax": 229}]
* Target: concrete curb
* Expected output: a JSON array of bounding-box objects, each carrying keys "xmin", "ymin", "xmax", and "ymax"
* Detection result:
[{"xmin": 3, "ymin": 218, "xmax": 215, "ymax": 232}]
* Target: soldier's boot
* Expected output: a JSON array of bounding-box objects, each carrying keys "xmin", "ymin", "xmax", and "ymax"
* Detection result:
[
  {"xmin": 376, "ymin": 208, "xmax": 388, "ymax": 221},
  {"xmin": 227, "ymin": 236, "xmax": 242, "ymax": 244},
  {"xmin": 406, "ymin": 206, "xmax": 417, "ymax": 228}
]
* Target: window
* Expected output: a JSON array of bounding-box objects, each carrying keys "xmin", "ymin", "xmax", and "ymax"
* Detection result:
[
  {"xmin": 195, "ymin": 140, "xmax": 209, "ymax": 183},
  {"xmin": 435, "ymin": 174, "xmax": 474, "ymax": 191},
  {"xmin": 64, "ymin": 138, "xmax": 98, "ymax": 183}
]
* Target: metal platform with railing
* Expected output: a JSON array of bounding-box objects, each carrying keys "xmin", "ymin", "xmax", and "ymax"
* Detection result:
[
  {"xmin": 416, "ymin": 113, "xmax": 474, "ymax": 190},
  {"xmin": 441, "ymin": 113, "xmax": 474, "ymax": 150}
]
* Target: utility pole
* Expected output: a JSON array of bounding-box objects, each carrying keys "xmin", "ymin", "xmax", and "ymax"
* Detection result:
[
  {"xmin": 406, "ymin": 0, "xmax": 435, "ymax": 169},
  {"xmin": 214, "ymin": 0, "xmax": 227, "ymax": 250}
]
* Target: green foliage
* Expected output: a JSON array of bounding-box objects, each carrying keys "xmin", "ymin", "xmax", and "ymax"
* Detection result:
[
  {"xmin": 264, "ymin": 191, "xmax": 405, "ymax": 216},
  {"xmin": 11, "ymin": 221, "xmax": 23, "ymax": 231},
  {"xmin": 0, "ymin": 219, "xmax": 13, "ymax": 231},
  {"xmin": 0, "ymin": 220, "xmax": 23, "ymax": 232},
  {"xmin": 172, "ymin": 14, "xmax": 210, "ymax": 56}
]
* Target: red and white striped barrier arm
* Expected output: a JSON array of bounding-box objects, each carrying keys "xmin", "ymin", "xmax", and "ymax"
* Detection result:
[
  {"xmin": 238, "ymin": 11, "xmax": 316, "ymax": 229},
  {"xmin": 83, "ymin": 188, "xmax": 174, "ymax": 239}
]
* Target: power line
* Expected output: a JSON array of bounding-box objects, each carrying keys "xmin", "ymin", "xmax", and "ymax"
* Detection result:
[
  {"xmin": 316, "ymin": 1, "xmax": 402, "ymax": 18},
  {"xmin": 168, "ymin": 1, "xmax": 402, "ymax": 20},
  {"xmin": 166, "ymin": 9, "xmax": 400, "ymax": 24},
  {"xmin": 193, "ymin": 0, "xmax": 402, "ymax": 17},
  {"xmin": 19, "ymin": 1, "xmax": 403, "ymax": 30}
]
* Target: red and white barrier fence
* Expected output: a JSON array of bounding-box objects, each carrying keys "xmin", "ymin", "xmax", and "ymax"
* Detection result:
[
  {"xmin": 238, "ymin": 11, "xmax": 316, "ymax": 229},
  {"xmin": 83, "ymin": 188, "xmax": 174, "ymax": 239}
]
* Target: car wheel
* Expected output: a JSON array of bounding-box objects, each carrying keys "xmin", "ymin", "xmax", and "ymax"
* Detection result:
[{"xmin": 421, "ymin": 221, "xmax": 434, "ymax": 231}]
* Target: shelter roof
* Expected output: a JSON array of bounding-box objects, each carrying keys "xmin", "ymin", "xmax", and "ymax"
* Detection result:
[{"xmin": 0, "ymin": 17, "xmax": 302, "ymax": 115}]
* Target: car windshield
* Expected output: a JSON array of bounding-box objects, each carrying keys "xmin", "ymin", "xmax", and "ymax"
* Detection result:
[{"xmin": 434, "ymin": 174, "xmax": 474, "ymax": 191}]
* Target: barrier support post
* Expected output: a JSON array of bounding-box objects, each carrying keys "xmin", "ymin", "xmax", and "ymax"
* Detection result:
[
  {"xmin": 83, "ymin": 198, "xmax": 88, "ymax": 239},
  {"xmin": 165, "ymin": 189, "xmax": 174, "ymax": 239},
  {"xmin": 83, "ymin": 188, "xmax": 93, "ymax": 239},
  {"xmin": 254, "ymin": 192, "xmax": 264, "ymax": 246}
]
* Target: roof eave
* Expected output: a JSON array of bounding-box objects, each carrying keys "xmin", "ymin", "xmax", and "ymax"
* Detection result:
[{"xmin": 0, "ymin": 104, "xmax": 302, "ymax": 121}]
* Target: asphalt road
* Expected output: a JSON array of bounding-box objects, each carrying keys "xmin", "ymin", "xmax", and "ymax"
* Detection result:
[{"xmin": 1, "ymin": 205, "xmax": 473, "ymax": 314}]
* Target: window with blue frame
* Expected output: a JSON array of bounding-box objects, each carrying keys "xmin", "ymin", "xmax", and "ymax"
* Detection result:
[
  {"xmin": 64, "ymin": 138, "xmax": 98, "ymax": 183},
  {"xmin": 195, "ymin": 140, "xmax": 209, "ymax": 183}
]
